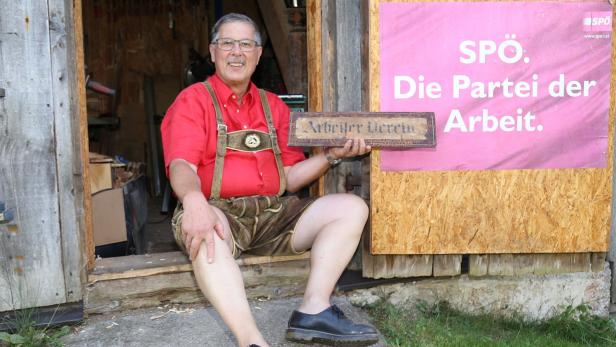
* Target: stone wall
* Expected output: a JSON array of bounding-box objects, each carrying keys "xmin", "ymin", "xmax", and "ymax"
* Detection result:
[{"xmin": 348, "ymin": 262, "xmax": 611, "ymax": 320}]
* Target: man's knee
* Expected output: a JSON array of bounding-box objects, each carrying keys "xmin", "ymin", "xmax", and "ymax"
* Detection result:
[
  {"xmin": 193, "ymin": 235, "xmax": 234, "ymax": 265},
  {"xmin": 209, "ymin": 206, "xmax": 234, "ymax": 248},
  {"xmin": 339, "ymin": 194, "xmax": 369, "ymax": 221}
]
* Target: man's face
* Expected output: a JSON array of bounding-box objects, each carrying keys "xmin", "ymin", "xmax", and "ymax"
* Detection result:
[{"xmin": 209, "ymin": 21, "xmax": 262, "ymax": 90}]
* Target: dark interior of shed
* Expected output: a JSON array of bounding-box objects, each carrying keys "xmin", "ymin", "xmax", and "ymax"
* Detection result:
[{"xmin": 83, "ymin": 0, "xmax": 307, "ymax": 257}]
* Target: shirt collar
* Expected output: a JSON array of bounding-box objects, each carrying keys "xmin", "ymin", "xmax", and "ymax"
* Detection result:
[{"xmin": 208, "ymin": 74, "xmax": 257, "ymax": 107}]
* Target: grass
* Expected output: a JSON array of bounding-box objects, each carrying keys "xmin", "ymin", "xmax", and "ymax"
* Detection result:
[
  {"xmin": 366, "ymin": 301, "xmax": 616, "ymax": 347},
  {"xmin": 0, "ymin": 309, "xmax": 70, "ymax": 347}
]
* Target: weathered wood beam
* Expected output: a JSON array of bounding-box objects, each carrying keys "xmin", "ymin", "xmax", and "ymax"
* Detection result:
[
  {"xmin": 433, "ymin": 255, "xmax": 462, "ymax": 277},
  {"xmin": 88, "ymin": 251, "xmax": 310, "ymax": 283},
  {"xmin": 256, "ymin": 0, "xmax": 291, "ymax": 91},
  {"xmin": 72, "ymin": 0, "xmax": 95, "ymax": 271},
  {"xmin": 54, "ymin": 0, "xmax": 88, "ymax": 304},
  {"xmin": 307, "ymin": 0, "xmax": 325, "ymax": 196},
  {"xmin": 469, "ymin": 253, "xmax": 602, "ymax": 277},
  {"xmin": 85, "ymin": 254, "xmax": 311, "ymax": 315}
]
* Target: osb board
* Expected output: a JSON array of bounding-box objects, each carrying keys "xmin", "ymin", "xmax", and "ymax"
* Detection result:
[{"xmin": 369, "ymin": 0, "xmax": 615, "ymax": 254}]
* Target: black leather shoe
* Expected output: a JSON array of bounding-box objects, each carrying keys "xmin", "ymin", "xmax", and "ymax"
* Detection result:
[{"xmin": 286, "ymin": 305, "xmax": 379, "ymax": 346}]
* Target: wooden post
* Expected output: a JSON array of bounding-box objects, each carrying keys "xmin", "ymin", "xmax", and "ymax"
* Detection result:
[{"xmin": 0, "ymin": 0, "xmax": 86, "ymax": 310}]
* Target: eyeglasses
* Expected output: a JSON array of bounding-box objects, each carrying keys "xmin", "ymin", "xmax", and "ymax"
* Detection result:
[{"xmin": 214, "ymin": 38, "xmax": 260, "ymax": 52}]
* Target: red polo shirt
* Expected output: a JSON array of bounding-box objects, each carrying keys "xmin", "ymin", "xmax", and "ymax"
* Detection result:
[{"xmin": 161, "ymin": 74, "xmax": 305, "ymax": 199}]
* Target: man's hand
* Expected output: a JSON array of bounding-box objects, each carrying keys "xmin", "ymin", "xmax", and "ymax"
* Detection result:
[
  {"xmin": 181, "ymin": 191, "xmax": 225, "ymax": 262},
  {"xmin": 326, "ymin": 137, "xmax": 372, "ymax": 160},
  {"xmin": 284, "ymin": 137, "xmax": 372, "ymax": 193}
]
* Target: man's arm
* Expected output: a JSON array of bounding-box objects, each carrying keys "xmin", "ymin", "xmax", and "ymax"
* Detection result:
[
  {"xmin": 169, "ymin": 159, "xmax": 225, "ymax": 262},
  {"xmin": 284, "ymin": 138, "xmax": 370, "ymax": 193}
]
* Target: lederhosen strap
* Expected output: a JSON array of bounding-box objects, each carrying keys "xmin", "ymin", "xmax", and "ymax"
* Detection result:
[
  {"xmin": 203, "ymin": 81, "xmax": 286, "ymax": 199},
  {"xmin": 258, "ymin": 89, "xmax": 286, "ymax": 197}
]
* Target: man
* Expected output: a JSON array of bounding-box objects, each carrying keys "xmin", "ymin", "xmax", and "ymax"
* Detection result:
[{"xmin": 161, "ymin": 13, "xmax": 378, "ymax": 347}]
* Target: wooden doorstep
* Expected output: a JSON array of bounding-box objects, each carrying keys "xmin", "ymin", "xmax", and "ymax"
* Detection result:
[
  {"xmin": 88, "ymin": 251, "xmax": 312, "ymax": 283},
  {"xmin": 85, "ymin": 252, "xmax": 312, "ymax": 315}
]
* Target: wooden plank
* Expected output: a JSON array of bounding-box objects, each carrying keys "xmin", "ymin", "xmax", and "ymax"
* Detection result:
[
  {"xmin": 469, "ymin": 254, "xmax": 488, "ymax": 277},
  {"xmin": 88, "ymin": 251, "xmax": 312, "ymax": 283},
  {"xmin": 85, "ymin": 259, "xmax": 311, "ymax": 315},
  {"xmin": 307, "ymin": 0, "xmax": 325, "ymax": 197},
  {"xmin": 334, "ymin": 0, "xmax": 362, "ymax": 112},
  {"xmin": 362, "ymin": 238, "xmax": 433, "ymax": 278},
  {"xmin": 369, "ymin": 0, "xmax": 614, "ymax": 255},
  {"xmin": 256, "ymin": 0, "xmax": 291, "ymax": 92},
  {"xmin": 289, "ymin": 112, "xmax": 436, "ymax": 147},
  {"xmin": 472, "ymin": 254, "xmax": 595, "ymax": 277},
  {"xmin": 487, "ymin": 254, "xmax": 515, "ymax": 276},
  {"xmin": 50, "ymin": 0, "xmax": 86, "ymax": 304},
  {"xmin": 320, "ymin": 0, "xmax": 345, "ymax": 195},
  {"xmin": 328, "ymin": 0, "xmax": 365, "ymax": 196},
  {"xmin": 361, "ymin": 235, "xmax": 375, "ymax": 278},
  {"xmin": 570, "ymin": 253, "xmax": 591, "ymax": 273},
  {"xmin": 511, "ymin": 254, "xmax": 536, "ymax": 276},
  {"xmin": 73, "ymin": 0, "xmax": 94, "ymax": 271},
  {"xmin": 395, "ymin": 255, "xmax": 433, "ymax": 277},
  {"xmin": 288, "ymin": 8, "xmax": 307, "ymax": 95},
  {"xmin": 533, "ymin": 254, "xmax": 574, "ymax": 275},
  {"xmin": 0, "ymin": 0, "xmax": 67, "ymax": 311},
  {"xmin": 591, "ymin": 252, "xmax": 606, "ymax": 272},
  {"xmin": 433, "ymin": 255, "xmax": 461, "ymax": 277},
  {"xmin": 307, "ymin": 0, "xmax": 323, "ymax": 114}
]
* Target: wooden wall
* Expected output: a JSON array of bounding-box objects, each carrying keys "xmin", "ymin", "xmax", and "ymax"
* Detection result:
[
  {"xmin": 0, "ymin": 0, "xmax": 85, "ymax": 311},
  {"xmin": 368, "ymin": 0, "xmax": 615, "ymax": 255}
]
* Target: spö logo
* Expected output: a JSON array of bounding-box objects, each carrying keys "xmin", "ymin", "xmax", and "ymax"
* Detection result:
[{"xmin": 583, "ymin": 12, "xmax": 612, "ymax": 31}]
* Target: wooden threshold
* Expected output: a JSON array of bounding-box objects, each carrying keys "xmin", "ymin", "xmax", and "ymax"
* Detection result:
[
  {"xmin": 88, "ymin": 251, "xmax": 311, "ymax": 283},
  {"xmin": 85, "ymin": 252, "xmax": 312, "ymax": 314}
]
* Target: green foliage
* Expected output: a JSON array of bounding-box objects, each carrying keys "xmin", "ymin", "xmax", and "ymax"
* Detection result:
[
  {"xmin": 366, "ymin": 301, "xmax": 616, "ymax": 347},
  {"xmin": 0, "ymin": 309, "xmax": 70, "ymax": 347},
  {"xmin": 544, "ymin": 304, "xmax": 616, "ymax": 345}
]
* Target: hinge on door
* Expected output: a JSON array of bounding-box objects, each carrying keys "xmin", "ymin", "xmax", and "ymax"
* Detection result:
[{"xmin": 0, "ymin": 88, "xmax": 5, "ymax": 98}]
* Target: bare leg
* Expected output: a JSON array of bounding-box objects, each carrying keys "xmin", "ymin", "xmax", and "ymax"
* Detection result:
[
  {"xmin": 292, "ymin": 194, "xmax": 368, "ymax": 314},
  {"xmin": 191, "ymin": 207, "xmax": 268, "ymax": 347}
]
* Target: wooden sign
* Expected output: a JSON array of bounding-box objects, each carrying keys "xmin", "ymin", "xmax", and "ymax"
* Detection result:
[{"xmin": 288, "ymin": 112, "xmax": 436, "ymax": 147}]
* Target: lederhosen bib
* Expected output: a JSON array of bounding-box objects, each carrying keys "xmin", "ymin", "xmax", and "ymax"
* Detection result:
[{"xmin": 202, "ymin": 81, "xmax": 286, "ymax": 199}]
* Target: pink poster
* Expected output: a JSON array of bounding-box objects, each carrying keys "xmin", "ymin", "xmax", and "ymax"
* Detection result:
[{"xmin": 380, "ymin": 2, "xmax": 612, "ymax": 171}]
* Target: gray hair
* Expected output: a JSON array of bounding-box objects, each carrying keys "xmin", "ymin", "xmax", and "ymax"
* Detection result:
[{"xmin": 211, "ymin": 13, "xmax": 262, "ymax": 46}]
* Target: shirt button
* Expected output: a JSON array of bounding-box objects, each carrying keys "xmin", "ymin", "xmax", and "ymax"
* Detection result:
[
  {"xmin": 236, "ymin": 109, "xmax": 239, "ymax": 113},
  {"xmin": 223, "ymin": 104, "xmax": 227, "ymax": 108},
  {"xmin": 243, "ymin": 125, "xmax": 248, "ymax": 129},
  {"xmin": 232, "ymin": 95, "xmax": 236, "ymax": 99}
]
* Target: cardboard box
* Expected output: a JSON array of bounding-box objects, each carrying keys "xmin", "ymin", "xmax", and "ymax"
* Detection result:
[
  {"xmin": 89, "ymin": 162, "xmax": 113, "ymax": 194},
  {"xmin": 92, "ymin": 188, "xmax": 127, "ymax": 246}
]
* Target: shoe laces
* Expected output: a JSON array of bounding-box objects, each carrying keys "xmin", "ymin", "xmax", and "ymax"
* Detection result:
[{"xmin": 331, "ymin": 305, "xmax": 348, "ymax": 319}]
